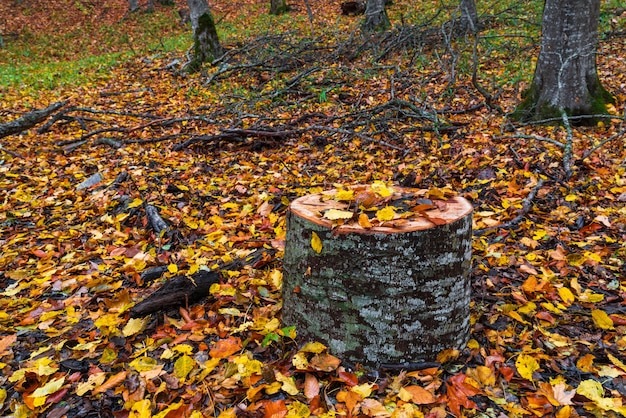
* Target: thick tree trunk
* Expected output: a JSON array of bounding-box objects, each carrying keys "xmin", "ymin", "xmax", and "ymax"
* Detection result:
[
  {"xmin": 282, "ymin": 186, "xmax": 473, "ymax": 367},
  {"xmin": 269, "ymin": 0, "xmax": 289, "ymax": 15},
  {"xmin": 187, "ymin": 0, "xmax": 223, "ymax": 72},
  {"xmin": 512, "ymin": 0, "xmax": 613, "ymax": 125},
  {"xmin": 361, "ymin": 0, "xmax": 390, "ymax": 33},
  {"xmin": 459, "ymin": 0, "xmax": 479, "ymax": 34}
]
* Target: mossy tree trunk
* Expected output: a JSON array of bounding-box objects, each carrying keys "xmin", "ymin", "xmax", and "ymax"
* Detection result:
[
  {"xmin": 269, "ymin": 0, "xmax": 289, "ymax": 15},
  {"xmin": 282, "ymin": 187, "xmax": 473, "ymax": 367},
  {"xmin": 361, "ymin": 0, "xmax": 390, "ymax": 33},
  {"xmin": 187, "ymin": 0, "xmax": 223, "ymax": 72},
  {"xmin": 512, "ymin": 0, "xmax": 613, "ymax": 125}
]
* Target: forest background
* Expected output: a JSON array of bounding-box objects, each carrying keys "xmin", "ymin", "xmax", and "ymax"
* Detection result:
[{"xmin": 1, "ymin": 0, "xmax": 626, "ymax": 417}]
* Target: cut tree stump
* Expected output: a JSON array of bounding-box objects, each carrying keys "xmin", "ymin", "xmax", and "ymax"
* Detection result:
[{"xmin": 282, "ymin": 185, "xmax": 473, "ymax": 367}]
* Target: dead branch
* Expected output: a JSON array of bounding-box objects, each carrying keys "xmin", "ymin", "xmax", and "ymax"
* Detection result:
[
  {"xmin": 560, "ymin": 109, "xmax": 573, "ymax": 179},
  {"xmin": 129, "ymin": 248, "xmax": 276, "ymax": 317},
  {"xmin": 474, "ymin": 178, "xmax": 546, "ymax": 235},
  {"xmin": 129, "ymin": 269, "xmax": 220, "ymax": 317},
  {"xmin": 0, "ymin": 101, "xmax": 68, "ymax": 139}
]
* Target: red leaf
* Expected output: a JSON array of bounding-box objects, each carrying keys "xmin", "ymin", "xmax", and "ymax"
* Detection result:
[{"xmin": 445, "ymin": 374, "xmax": 481, "ymax": 417}]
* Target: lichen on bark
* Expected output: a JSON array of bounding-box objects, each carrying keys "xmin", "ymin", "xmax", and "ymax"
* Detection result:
[{"xmin": 282, "ymin": 206, "xmax": 473, "ymax": 367}]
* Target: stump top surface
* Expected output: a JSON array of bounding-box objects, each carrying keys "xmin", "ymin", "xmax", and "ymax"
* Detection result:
[{"xmin": 290, "ymin": 185, "xmax": 473, "ymax": 234}]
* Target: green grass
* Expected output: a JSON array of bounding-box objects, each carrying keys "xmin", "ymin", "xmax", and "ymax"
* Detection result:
[{"xmin": 0, "ymin": 7, "xmax": 190, "ymax": 92}]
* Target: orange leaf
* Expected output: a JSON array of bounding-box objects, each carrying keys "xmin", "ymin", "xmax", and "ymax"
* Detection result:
[
  {"xmin": 209, "ymin": 336, "xmax": 242, "ymax": 359},
  {"xmin": 92, "ymin": 371, "xmax": 128, "ymax": 394},
  {"xmin": 304, "ymin": 373, "xmax": 319, "ymax": 400},
  {"xmin": 0, "ymin": 334, "xmax": 17, "ymax": 355},
  {"xmin": 263, "ymin": 399, "xmax": 287, "ymax": 418},
  {"xmin": 402, "ymin": 385, "xmax": 436, "ymax": 404},
  {"xmin": 309, "ymin": 353, "xmax": 341, "ymax": 372}
]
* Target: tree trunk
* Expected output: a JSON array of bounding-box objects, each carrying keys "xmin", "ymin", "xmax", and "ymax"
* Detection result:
[
  {"xmin": 128, "ymin": 0, "xmax": 139, "ymax": 12},
  {"xmin": 269, "ymin": 0, "xmax": 289, "ymax": 15},
  {"xmin": 459, "ymin": 0, "xmax": 479, "ymax": 34},
  {"xmin": 281, "ymin": 186, "xmax": 473, "ymax": 367},
  {"xmin": 186, "ymin": 0, "xmax": 223, "ymax": 72},
  {"xmin": 361, "ymin": 0, "xmax": 390, "ymax": 33},
  {"xmin": 511, "ymin": 0, "xmax": 613, "ymax": 125}
]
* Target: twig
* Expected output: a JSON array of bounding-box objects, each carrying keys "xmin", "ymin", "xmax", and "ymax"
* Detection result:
[
  {"xmin": 474, "ymin": 178, "xmax": 546, "ymax": 235},
  {"xmin": 494, "ymin": 134, "xmax": 564, "ymax": 148},
  {"xmin": 560, "ymin": 109, "xmax": 573, "ymax": 179}
]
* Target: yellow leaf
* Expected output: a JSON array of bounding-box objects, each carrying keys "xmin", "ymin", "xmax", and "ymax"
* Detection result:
[
  {"xmin": 608, "ymin": 353, "xmax": 626, "ymax": 374},
  {"xmin": 335, "ymin": 189, "xmax": 354, "ymax": 201},
  {"xmin": 558, "ymin": 287, "xmax": 576, "ymax": 305},
  {"xmin": 122, "ymin": 317, "xmax": 148, "ymax": 337},
  {"xmin": 591, "ymin": 309, "xmax": 614, "ymax": 330},
  {"xmin": 323, "ymin": 209, "xmax": 354, "ymax": 220},
  {"xmin": 371, "ymin": 181, "xmax": 393, "ymax": 197},
  {"xmin": 276, "ymin": 371, "xmax": 299, "ymax": 395},
  {"xmin": 32, "ymin": 376, "xmax": 65, "ymax": 405},
  {"xmin": 75, "ymin": 372, "xmax": 106, "ymax": 396},
  {"xmin": 128, "ymin": 198, "xmax": 143, "ymax": 208},
  {"xmin": 300, "ymin": 341, "xmax": 327, "ymax": 353},
  {"xmin": 515, "ymin": 354, "xmax": 539, "ymax": 381},
  {"xmin": 376, "ymin": 206, "xmax": 396, "ymax": 222},
  {"xmin": 311, "ymin": 232, "xmax": 322, "ymax": 254},
  {"xmin": 130, "ymin": 399, "xmax": 152, "ymax": 418},
  {"xmin": 286, "ymin": 401, "xmax": 311, "ymax": 418},
  {"xmin": 129, "ymin": 356, "xmax": 158, "ymax": 372},
  {"xmin": 292, "ymin": 352, "xmax": 310, "ymax": 370},
  {"xmin": 172, "ymin": 344, "xmax": 194, "ymax": 355},
  {"xmin": 358, "ymin": 213, "xmax": 372, "ymax": 229},
  {"xmin": 174, "ymin": 354, "xmax": 195, "ymax": 379},
  {"xmin": 154, "ymin": 402, "xmax": 183, "ymax": 418},
  {"xmin": 167, "ymin": 263, "xmax": 178, "ymax": 274},
  {"xmin": 565, "ymin": 194, "xmax": 578, "ymax": 202},
  {"xmin": 576, "ymin": 380, "xmax": 612, "ymax": 409},
  {"xmin": 351, "ymin": 382, "xmax": 375, "ymax": 398}
]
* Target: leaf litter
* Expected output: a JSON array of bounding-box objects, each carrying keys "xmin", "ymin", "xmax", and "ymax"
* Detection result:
[{"xmin": 0, "ymin": 0, "xmax": 626, "ymax": 417}]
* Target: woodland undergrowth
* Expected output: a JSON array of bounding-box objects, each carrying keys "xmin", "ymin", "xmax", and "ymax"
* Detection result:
[{"xmin": 1, "ymin": 0, "xmax": 626, "ymax": 417}]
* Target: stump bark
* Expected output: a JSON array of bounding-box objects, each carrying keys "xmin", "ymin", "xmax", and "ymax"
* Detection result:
[{"xmin": 282, "ymin": 186, "xmax": 473, "ymax": 367}]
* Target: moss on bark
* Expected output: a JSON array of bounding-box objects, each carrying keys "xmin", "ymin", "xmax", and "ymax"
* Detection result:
[
  {"xmin": 511, "ymin": 81, "xmax": 614, "ymax": 126},
  {"xmin": 187, "ymin": 11, "xmax": 222, "ymax": 73},
  {"xmin": 269, "ymin": 0, "xmax": 289, "ymax": 15}
]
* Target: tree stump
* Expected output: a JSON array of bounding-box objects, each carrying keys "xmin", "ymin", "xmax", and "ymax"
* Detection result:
[{"xmin": 282, "ymin": 185, "xmax": 473, "ymax": 367}]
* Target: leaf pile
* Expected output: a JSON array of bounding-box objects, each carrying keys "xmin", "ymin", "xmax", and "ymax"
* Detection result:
[{"xmin": 1, "ymin": 0, "xmax": 626, "ymax": 417}]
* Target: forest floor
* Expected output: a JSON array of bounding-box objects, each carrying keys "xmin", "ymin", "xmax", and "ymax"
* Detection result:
[{"xmin": 1, "ymin": 0, "xmax": 626, "ymax": 417}]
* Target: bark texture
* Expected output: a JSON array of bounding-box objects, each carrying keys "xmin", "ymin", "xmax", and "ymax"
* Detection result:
[
  {"xmin": 459, "ymin": 0, "xmax": 479, "ymax": 34},
  {"xmin": 512, "ymin": 0, "xmax": 612, "ymax": 124},
  {"xmin": 270, "ymin": 0, "xmax": 289, "ymax": 15},
  {"xmin": 361, "ymin": 0, "xmax": 390, "ymax": 32},
  {"xmin": 0, "ymin": 101, "xmax": 67, "ymax": 139},
  {"xmin": 282, "ymin": 189, "xmax": 473, "ymax": 367},
  {"xmin": 187, "ymin": 0, "xmax": 223, "ymax": 72}
]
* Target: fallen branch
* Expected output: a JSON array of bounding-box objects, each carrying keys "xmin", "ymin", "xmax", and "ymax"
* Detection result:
[
  {"xmin": 129, "ymin": 269, "xmax": 220, "ymax": 318},
  {"xmin": 0, "ymin": 101, "xmax": 68, "ymax": 139},
  {"xmin": 129, "ymin": 248, "xmax": 276, "ymax": 317},
  {"xmin": 474, "ymin": 178, "xmax": 546, "ymax": 235}
]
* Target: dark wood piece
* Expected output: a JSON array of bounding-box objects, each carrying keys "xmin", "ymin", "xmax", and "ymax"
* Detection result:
[{"xmin": 0, "ymin": 101, "xmax": 67, "ymax": 139}]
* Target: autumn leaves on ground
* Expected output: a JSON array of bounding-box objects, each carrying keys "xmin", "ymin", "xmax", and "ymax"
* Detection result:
[{"xmin": 1, "ymin": 0, "xmax": 626, "ymax": 416}]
